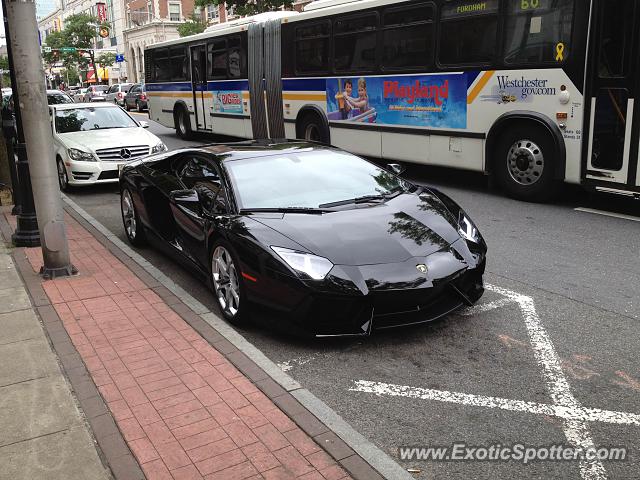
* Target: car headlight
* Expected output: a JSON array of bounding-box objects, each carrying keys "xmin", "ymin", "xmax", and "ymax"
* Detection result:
[
  {"xmin": 151, "ymin": 142, "xmax": 167, "ymax": 154},
  {"xmin": 68, "ymin": 148, "xmax": 96, "ymax": 162},
  {"xmin": 271, "ymin": 246, "xmax": 333, "ymax": 280},
  {"xmin": 458, "ymin": 211, "xmax": 481, "ymax": 244}
]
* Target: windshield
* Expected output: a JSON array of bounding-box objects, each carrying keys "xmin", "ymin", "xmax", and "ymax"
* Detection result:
[
  {"xmin": 225, "ymin": 149, "xmax": 408, "ymax": 210},
  {"xmin": 55, "ymin": 107, "xmax": 139, "ymax": 133},
  {"xmin": 48, "ymin": 93, "xmax": 73, "ymax": 105}
]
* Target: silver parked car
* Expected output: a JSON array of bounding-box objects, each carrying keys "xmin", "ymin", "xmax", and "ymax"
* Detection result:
[
  {"xmin": 85, "ymin": 85, "xmax": 110, "ymax": 102},
  {"xmin": 104, "ymin": 83, "xmax": 133, "ymax": 107}
]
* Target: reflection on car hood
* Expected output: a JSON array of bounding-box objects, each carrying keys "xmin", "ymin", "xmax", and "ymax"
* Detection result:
[
  {"xmin": 57, "ymin": 127, "xmax": 160, "ymax": 153},
  {"xmin": 251, "ymin": 193, "xmax": 462, "ymax": 266}
]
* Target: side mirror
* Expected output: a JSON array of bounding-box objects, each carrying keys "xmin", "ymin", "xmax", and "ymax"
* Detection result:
[
  {"xmin": 388, "ymin": 163, "xmax": 405, "ymax": 175},
  {"xmin": 139, "ymin": 120, "xmax": 149, "ymax": 128}
]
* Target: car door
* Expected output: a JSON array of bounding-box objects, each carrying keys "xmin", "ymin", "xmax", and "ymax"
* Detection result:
[{"xmin": 170, "ymin": 155, "xmax": 223, "ymax": 267}]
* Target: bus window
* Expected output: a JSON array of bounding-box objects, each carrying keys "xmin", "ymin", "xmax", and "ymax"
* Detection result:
[
  {"xmin": 169, "ymin": 46, "xmax": 189, "ymax": 81},
  {"xmin": 227, "ymin": 36, "xmax": 246, "ymax": 78},
  {"xmin": 598, "ymin": 0, "xmax": 636, "ymax": 77},
  {"xmin": 295, "ymin": 21, "xmax": 330, "ymax": 75},
  {"xmin": 438, "ymin": 0, "xmax": 499, "ymax": 66},
  {"xmin": 333, "ymin": 13, "xmax": 378, "ymax": 73},
  {"xmin": 153, "ymin": 48, "xmax": 171, "ymax": 81},
  {"xmin": 382, "ymin": 3, "xmax": 434, "ymax": 71},
  {"xmin": 504, "ymin": 0, "xmax": 575, "ymax": 65},
  {"xmin": 208, "ymin": 39, "xmax": 228, "ymax": 79}
]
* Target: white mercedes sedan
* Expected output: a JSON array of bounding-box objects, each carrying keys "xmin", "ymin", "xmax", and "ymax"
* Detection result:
[{"xmin": 51, "ymin": 103, "xmax": 167, "ymax": 190}]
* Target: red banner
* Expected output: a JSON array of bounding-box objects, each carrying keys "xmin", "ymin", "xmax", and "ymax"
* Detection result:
[{"xmin": 96, "ymin": 2, "xmax": 107, "ymax": 22}]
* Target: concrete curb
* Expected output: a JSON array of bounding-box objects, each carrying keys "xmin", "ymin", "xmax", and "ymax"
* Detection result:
[{"xmin": 62, "ymin": 194, "xmax": 415, "ymax": 480}]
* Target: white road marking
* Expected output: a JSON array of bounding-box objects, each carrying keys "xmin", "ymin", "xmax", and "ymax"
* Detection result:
[
  {"xmin": 575, "ymin": 207, "xmax": 640, "ymax": 223},
  {"xmin": 460, "ymin": 297, "xmax": 514, "ymax": 315},
  {"xmin": 277, "ymin": 354, "xmax": 319, "ymax": 372},
  {"xmin": 484, "ymin": 284, "xmax": 607, "ymax": 480},
  {"xmin": 350, "ymin": 380, "xmax": 640, "ymax": 426}
]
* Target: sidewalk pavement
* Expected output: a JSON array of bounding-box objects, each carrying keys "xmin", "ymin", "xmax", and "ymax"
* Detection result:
[
  {"xmin": 0, "ymin": 212, "xmax": 111, "ymax": 480},
  {"xmin": 1, "ymin": 206, "xmax": 381, "ymax": 480}
]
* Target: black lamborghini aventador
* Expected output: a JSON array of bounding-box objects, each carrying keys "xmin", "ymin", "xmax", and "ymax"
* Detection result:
[{"xmin": 119, "ymin": 141, "xmax": 487, "ymax": 336}]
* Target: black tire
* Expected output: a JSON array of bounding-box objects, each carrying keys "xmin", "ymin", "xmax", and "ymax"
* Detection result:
[
  {"xmin": 297, "ymin": 112, "xmax": 330, "ymax": 144},
  {"xmin": 210, "ymin": 240, "xmax": 248, "ymax": 325},
  {"xmin": 120, "ymin": 187, "xmax": 147, "ymax": 246},
  {"xmin": 136, "ymin": 100, "xmax": 144, "ymax": 113},
  {"xmin": 174, "ymin": 106, "xmax": 193, "ymax": 140},
  {"xmin": 493, "ymin": 124, "xmax": 560, "ymax": 202},
  {"xmin": 124, "ymin": 101, "xmax": 131, "ymax": 111},
  {"xmin": 56, "ymin": 157, "xmax": 70, "ymax": 192}
]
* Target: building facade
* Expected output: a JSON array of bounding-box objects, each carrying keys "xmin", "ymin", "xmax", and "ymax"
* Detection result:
[{"xmin": 36, "ymin": 0, "xmax": 59, "ymax": 20}]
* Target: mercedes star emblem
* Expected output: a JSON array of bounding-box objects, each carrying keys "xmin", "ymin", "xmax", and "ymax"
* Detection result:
[
  {"xmin": 416, "ymin": 264, "xmax": 428, "ymax": 274},
  {"xmin": 120, "ymin": 148, "xmax": 132, "ymax": 159}
]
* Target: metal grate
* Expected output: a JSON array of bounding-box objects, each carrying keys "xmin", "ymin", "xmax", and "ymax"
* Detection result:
[{"xmin": 95, "ymin": 145, "xmax": 150, "ymax": 162}]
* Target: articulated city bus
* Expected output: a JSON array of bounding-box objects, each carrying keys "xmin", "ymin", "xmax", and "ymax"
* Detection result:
[{"xmin": 144, "ymin": 0, "xmax": 640, "ymax": 202}]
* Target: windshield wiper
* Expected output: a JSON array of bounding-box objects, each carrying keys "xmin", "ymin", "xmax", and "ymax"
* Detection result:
[
  {"xmin": 240, "ymin": 207, "xmax": 335, "ymax": 215},
  {"xmin": 318, "ymin": 189, "xmax": 404, "ymax": 208}
]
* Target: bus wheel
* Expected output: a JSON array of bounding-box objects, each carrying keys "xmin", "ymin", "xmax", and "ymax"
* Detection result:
[
  {"xmin": 494, "ymin": 125, "xmax": 560, "ymax": 202},
  {"xmin": 298, "ymin": 113, "xmax": 329, "ymax": 144},
  {"xmin": 174, "ymin": 107, "xmax": 193, "ymax": 140}
]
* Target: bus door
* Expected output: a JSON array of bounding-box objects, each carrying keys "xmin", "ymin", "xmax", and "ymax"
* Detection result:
[
  {"xmin": 190, "ymin": 44, "xmax": 208, "ymax": 131},
  {"xmin": 585, "ymin": 0, "xmax": 640, "ymax": 188}
]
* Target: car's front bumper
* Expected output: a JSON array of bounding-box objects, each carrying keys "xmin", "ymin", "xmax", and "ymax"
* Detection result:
[
  {"xmin": 65, "ymin": 159, "xmax": 129, "ymax": 186},
  {"xmin": 248, "ymin": 240, "xmax": 486, "ymax": 337}
]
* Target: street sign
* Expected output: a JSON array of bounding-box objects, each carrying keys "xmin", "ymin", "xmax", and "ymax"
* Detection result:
[
  {"xmin": 43, "ymin": 46, "xmax": 52, "ymax": 53},
  {"xmin": 60, "ymin": 47, "xmax": 76, "ymax": 52},
  {"xmin": 115, "ymin": 53, "xmax": 124, "ymax": 63},
  {"xmin": 99, "ymin": 26, "xmax": 110, "ymax": 38}
]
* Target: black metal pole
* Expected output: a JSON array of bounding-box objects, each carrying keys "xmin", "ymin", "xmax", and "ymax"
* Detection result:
[
  {"xmin": 1, "ymin": 106, "xmax": 20, "ymax": 214},
  {"xmin": 2, "ymin": 0, "xmax": 40, "ymax": 246}
]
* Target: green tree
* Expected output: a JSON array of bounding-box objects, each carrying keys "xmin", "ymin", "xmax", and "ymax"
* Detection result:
[
  {"xmin": 0, "ymin": 56, "xmax": 10, "ymax": 88},
  {"xmin": 177, "ymin": 13, "xmax": 207, "ymax": 37},
  {"xmin": 96, "ymin": 52, "xmax": 116, "ymax": 68},
  {"xmin": 194, "ymin": 0, "xmax": 293, "ymax": 17}
]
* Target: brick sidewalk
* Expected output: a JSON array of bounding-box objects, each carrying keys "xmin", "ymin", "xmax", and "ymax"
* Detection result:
[{"xmin": 6, "ymin": 212, "xmax": 357, "ymax": 480}]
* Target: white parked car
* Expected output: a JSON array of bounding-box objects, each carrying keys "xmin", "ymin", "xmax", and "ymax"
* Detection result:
[{"xmin": 51, "ymin": 103, "xmax": 167, "ymax": 191}]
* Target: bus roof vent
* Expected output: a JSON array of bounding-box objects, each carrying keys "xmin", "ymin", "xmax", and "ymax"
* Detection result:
[
  {"xmin": 303, "ymin": 0, "xmax": 365, "ymax": 11},
  {"xmin": 204, "ymin": 10, "xmax": 297, "ymax": 32}
]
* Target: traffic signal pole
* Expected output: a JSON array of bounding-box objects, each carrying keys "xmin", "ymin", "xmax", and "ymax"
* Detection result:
[{"xmin": 6, "ymin": 0, "xmax": 75, "ymax": 278}]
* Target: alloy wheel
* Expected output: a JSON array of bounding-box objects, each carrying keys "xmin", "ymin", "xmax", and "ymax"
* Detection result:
[
  {"xmin": 57, "ymin": 159, "xmax": 68, "ymax": 190},
  {"xmin": 211, "ymin": 246, "xmax": 240, "ymax": 317},
  {"xmin": 121, "ymin": 189, "xmax": 137, "ymax": 240}
]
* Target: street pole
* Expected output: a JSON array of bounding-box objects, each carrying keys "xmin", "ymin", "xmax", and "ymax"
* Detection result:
[
  {"xmin": 6, "ymin": 0, "xmax": 75, "ymax": 278},
  {"xmin": 1, "ymin": 0, "xmax": 38, "ymax": 240}
]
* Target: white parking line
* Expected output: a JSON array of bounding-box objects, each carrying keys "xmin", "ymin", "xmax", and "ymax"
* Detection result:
[
  {"xmin": 350, "ymin": 284, "xmax": 623, "ymax": 480},
  {"xmin": 575, "ymin": 207, "xmax": 640, "ymax": 223},
  {"xmin": 350, "ymin": 380, "xmax": 640, "ymax": 426},
  {"xmin": 485, "ymin": 284, "xmax": 607, "ymax": 479}
]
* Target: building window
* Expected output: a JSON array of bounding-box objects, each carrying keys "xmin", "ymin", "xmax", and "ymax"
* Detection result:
[
  {"xmin": 206, "ymin": 4, "xmax": 219, "ymax": 22},
  {"xmin": 168, "ymin": 2, "xmax": 181, "ymax": 21}
]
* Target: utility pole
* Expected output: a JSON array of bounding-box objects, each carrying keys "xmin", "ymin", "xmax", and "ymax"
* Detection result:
[{"xmin": 6, "ymin": 0, "xmax": 75, "ymax": 278}]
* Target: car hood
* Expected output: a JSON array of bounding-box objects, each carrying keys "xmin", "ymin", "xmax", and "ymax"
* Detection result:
[
  {"xmin": 57, "ymin": 128, "xmax": 159, "ymax": 153},
  {"xmin": 251, "ymin": 193, "xmax": 462, "ymax": 266}
]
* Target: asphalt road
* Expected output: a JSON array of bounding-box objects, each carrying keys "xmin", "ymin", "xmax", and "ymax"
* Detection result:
[{"xmin": 67, "ymin": 113, "xmax": 640, "ymax": 480}]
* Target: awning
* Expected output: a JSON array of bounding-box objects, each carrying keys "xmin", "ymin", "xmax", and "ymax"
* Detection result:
[{"xmin": 86, "ymin": 68, "xmax": 109, "ymax": 83}]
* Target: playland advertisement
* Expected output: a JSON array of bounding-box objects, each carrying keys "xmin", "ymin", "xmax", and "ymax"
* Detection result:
[
  {"xmin": 212, "ymin": 90, "xmax": 244, "ymax": 115},
  {"xmin": 326, "ymin": 74, "xmax": 467, "ymax": 129}
]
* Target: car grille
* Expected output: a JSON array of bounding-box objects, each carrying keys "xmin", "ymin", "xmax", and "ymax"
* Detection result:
[{"xmin": 95, "ymin": 145, "xmax": 150, "ymax": 162}]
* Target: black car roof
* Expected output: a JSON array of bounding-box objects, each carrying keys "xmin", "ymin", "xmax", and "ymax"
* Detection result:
[{"xmin": 189, "ymin": 140, "xmax": 333, "ymax": 162}]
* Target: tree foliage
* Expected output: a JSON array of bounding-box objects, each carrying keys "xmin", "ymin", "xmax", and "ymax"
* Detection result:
[
  {"xmin": 96, "ymin": 52, "xmax": 117, "ymax": 67},
  {"xmin": 193, "ymin": 0, "xmax": 293, "ymax": 17},
  {"xmin": 177, "ymin": 13, "xmax": 207, "ymax": 37},
  {"xmin": 41, "ymin": 14, "xmax": 110, "ymax": 82}
]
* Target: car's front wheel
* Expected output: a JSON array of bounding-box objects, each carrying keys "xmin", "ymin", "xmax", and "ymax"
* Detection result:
[
  {"xmin": 121, "ymin": 188, "xmax": 147, "ymax": 246},
  {"xmin": 56, "ymin": 157, "xmax": 69, "ymax": 192},
  {"xmin": 210, "ymin": 242, "xmax": 247, "ymax": 325}
]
